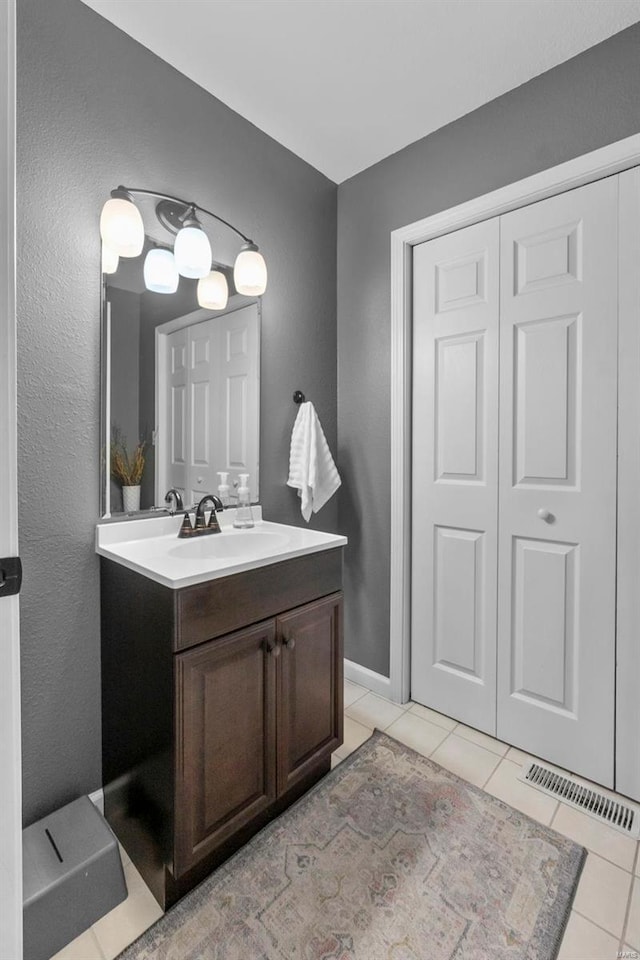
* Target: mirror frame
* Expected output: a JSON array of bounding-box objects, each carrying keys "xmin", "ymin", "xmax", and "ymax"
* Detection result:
[{"xmin": 99, "ymin": 277, "xmax": 261, "ymax": 519}]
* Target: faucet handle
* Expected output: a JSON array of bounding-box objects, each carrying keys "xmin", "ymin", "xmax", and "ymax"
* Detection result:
[
  {"xmin": 177, "ymin": 512, "xmax": 194, "ymax": 538},
  {"xmin": 207, "ymin": 510, "xmax": 222, "ymax": 533}
]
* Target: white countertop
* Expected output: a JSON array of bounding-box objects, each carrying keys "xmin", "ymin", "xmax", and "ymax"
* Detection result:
[{"xmin": 96, "ymin": 508, "xmax": 347, "ymax": 589}]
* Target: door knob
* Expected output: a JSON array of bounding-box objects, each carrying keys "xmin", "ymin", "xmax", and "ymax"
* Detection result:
[
  {"xmin": 537, "ymin": 508, "xmax": 553, "ymax": 522},
  {"xmin": 283, "ymin": 637, "xmax": 296, "ymax": 650}
]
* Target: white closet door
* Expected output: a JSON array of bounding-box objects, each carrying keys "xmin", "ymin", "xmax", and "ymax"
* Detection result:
[
  {"xmin": 497, "ymin": 177, "xmax": 618, "ymax": 786},
  {"xmin": 411, "ymin": 219, "xmax": 500, "ymax": 733}
]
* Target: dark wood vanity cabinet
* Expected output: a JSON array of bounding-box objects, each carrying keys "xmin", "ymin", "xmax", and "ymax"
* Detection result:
[
  {"xmin": 174, "ymin": 619, "xmax": 278, "ymax": 877},
  {"xmin": 100, "ymin": 548, "xmax": 343, "ymax": 909},
  {"xmin": 276, "ymin": 596, "xmax": 343, "ymax": 794},
  {"xmin": 175, "ymin": 594, "xmax": 342, "ymax": 876}
]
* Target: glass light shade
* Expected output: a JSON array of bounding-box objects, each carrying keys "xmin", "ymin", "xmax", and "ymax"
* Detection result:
[
  {"xmin": 197, "ymin": 271, "xmax": 229, "ymax": 310},
  {"xmin": 99, "ymin": 197, "xmax": 145, "ymax": 258},
  {"xmin": 173, "ymin": 225, "xmax": 212, "ymax": 279},
  {"xmin": 234, "ymin": 248, "xmax": 267, "ymax": 296},
  {"xmin": 101, "ymin": 243, "xmax": 119, "ymax": 275},
  {"xmin": 143, "ymin": 248, "xmax": 179, "ymax": 294}
]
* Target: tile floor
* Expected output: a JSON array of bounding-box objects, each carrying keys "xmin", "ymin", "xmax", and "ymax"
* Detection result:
[{"xmin": 52, "ymin": 680, "xmax": 640, "ymax": 960}]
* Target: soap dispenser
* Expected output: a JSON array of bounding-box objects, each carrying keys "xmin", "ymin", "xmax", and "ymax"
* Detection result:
[
  {"xmin": 216, "ymin": 471, "xmax": 230, "ymax": 507},
  {"xmin": 233, "ymin": 473, "xmax": 255, "ymax": 529}
]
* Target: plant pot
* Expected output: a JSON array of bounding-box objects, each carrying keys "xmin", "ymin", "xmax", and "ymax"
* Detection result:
[{"xmin": 122, "ymin": 485, "xmax": 141, "ymax": 513}]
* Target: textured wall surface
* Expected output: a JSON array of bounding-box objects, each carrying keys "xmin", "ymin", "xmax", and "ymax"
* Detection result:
[
  {"xmin": 17, "ymin": 0, "xmax": 337, "ymax": 825},
  {"xmin": 337, "ymin": 23, "xmax": 640, "ymax": 676}
]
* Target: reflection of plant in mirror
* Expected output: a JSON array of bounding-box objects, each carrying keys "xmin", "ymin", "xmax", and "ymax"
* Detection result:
[{"xmin": 111, "ymin": 426, "xmax": 146, "ymax": 486}]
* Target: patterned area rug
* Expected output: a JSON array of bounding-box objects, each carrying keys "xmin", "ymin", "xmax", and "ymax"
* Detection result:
[{"xmin": 120, "ymin": 730, "xmax": 585, "ymax": 960}]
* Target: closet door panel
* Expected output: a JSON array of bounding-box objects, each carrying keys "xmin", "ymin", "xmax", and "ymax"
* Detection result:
[
  {"xmin": 513, "ymin": 313, "xmax": 578, "ymax": 485},
  {"xmin": 435, "ymin": 332, "xmax": 484, "ymax": 480},
  {"xmin": 497, "ymin": 176, "xmax": 617, "ymax": 786},
  {"xmin": 511, "ymin": 537, "xmax": 577, "ymax": 708},
  {"xmin": 433, "ymin": 526, "xmax": 485, "ymax": 679},
  {"xmin": 411, "ymin": 219, "xmax": 499, "ymax": 734}
]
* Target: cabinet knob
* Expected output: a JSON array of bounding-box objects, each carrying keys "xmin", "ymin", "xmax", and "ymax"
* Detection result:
[
  {"xmin": 537, "ymin": 508, "xmax": 553, "ymax": 522},
  {"xmin": 283, "ymin": 637, "xmax": 296, "ymax": 650},
  {"xmin": 265, "ymin": 639, "xmax": 280, "ymax": 657}
]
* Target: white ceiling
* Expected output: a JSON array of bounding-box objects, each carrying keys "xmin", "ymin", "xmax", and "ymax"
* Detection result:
[{"xmin": 80, "ymin": 0, "xmax": 640, "ymax": 183}]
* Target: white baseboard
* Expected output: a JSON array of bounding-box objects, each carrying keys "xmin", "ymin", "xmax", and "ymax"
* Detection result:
[
  {"xmin": 344, "ymin": 658, "xmax": 398, "ymax": 701},
  {"xmin": 88, "ymin": 788, "xmax": 104, "ymax": 815}
]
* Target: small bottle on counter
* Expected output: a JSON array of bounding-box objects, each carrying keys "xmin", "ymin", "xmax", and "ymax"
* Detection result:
[
  {"xmin": 233, "ymin": 473, "xmax": 255, "ymax": 529},
  {"xmin": 216, "ymin": 471, "xmax": 230, "ymax": 507}
]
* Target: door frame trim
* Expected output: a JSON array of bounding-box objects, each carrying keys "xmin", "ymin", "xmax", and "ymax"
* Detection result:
[
  {"xmin": 389, "ymin": 132, "xmax": 640, "ymax": 719},
  {"xmin": 615, "ymin": 167, "xmax": 640, "ymax": 800},
  {"xmin": 0, "ymin": 1, "xmax": 21, "ymax": 956}
]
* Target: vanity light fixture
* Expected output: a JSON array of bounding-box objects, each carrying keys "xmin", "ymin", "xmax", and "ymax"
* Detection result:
[
  {"xmin": 101, "ymin": 243, "xmax": 119, "ymax": 275},
  {"xmin": 197, "ymin": 270, "xmax": 229, "ymax": 310},
  {"xmin": 234, "ymin": 242, "xmax": 268, "ymax": 297},
  {"xmin": 143, "ymin": 247, "xmax": 179, "ymax": 295},
  {"xmin": 99, "ymin": 190, "xmax": 145, "ymax": 258},
  {"xmin": 173, "ymin": 208, "xmax": 212, "ymax": 279},
  {"xmin": 100, "ymin": 186, "xmax": 268, "ymax": 298}
]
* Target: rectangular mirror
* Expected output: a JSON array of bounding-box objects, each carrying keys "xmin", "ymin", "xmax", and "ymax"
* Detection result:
[{"xmin": 100, "ymin": 248, "xmax": 260, "ymax": 518}]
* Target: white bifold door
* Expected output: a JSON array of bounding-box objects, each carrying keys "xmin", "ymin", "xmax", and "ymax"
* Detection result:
[
  {"xmin": 497, "ymin": 178, "xmax": 617, "ymax": 785},
  {"xmin": 412, "ymin": 176, "xmax": 618, "ymax": 786},
  {"xmin": 411, "ymin": 218, "xmax": 500, "ymax": 734}
]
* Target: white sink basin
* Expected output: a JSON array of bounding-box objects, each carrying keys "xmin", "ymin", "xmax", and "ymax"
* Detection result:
[
  {"xmin": 168, "ymin": 530, "xmax": 289, "ymax": 561},
  {"xmin": 96, "ymin": 510, "xmax": 347, "ymax": 589}
]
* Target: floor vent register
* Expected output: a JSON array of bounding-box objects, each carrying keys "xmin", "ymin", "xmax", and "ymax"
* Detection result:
[{"xmin": 519, "ymin": 761, "xmax": 640, "ymax": 838}]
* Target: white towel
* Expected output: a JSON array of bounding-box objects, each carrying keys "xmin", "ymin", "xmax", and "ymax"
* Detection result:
[{"xmin": 287, "ymin": 401, "xmax": 341, "ymax": 522}]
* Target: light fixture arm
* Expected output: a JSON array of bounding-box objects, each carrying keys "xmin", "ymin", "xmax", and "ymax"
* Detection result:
[{"xmin": 111, "ymin": 185, "xmax": 254, "ymax": 245}]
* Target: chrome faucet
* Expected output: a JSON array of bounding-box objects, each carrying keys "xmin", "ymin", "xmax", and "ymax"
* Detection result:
[
  {"xmin": 164, "ymin": 488, "xmax": 184, "ymax": 515},
  {"xmin": 178, "ymin": 494, "xmax": 224, "ymax": 538}
]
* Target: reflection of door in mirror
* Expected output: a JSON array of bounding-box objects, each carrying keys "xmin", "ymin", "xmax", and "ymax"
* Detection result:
[{"xmin": 156, "ymin": 304, "xmax": 260, "ymax": 508}]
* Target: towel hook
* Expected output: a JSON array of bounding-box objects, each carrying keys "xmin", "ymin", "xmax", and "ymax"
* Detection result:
[{"xmin": 293, "ymin": 390, "xmax": 306, "ymax": 404}]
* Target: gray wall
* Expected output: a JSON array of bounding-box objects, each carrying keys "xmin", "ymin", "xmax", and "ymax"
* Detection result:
[
  {"xmin": 337, "ymin": 23, "xmax": 640, "ymax": 677},
  {"xmin": 17, "ymin": 0, "xmax": 337, "ymax": 825}
]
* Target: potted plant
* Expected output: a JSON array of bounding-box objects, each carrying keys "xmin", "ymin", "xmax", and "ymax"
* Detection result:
[{"xmin": 111, "ymin": 427, "xmax": 146, "ymax": 513}]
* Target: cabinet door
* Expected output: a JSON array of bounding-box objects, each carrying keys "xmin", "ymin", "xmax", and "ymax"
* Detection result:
[
  {"xmin": 276, "ymin": 593, "xmax": 343, "ymax": 795},
  {"xmin": 175, "ymin": 620, "xmax": 277, "ymax": 876}
]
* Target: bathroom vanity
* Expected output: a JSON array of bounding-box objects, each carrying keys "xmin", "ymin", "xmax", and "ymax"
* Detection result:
[{"xmin": 97, "ymin": 512, "xmax": 346, "ymax": 909}]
